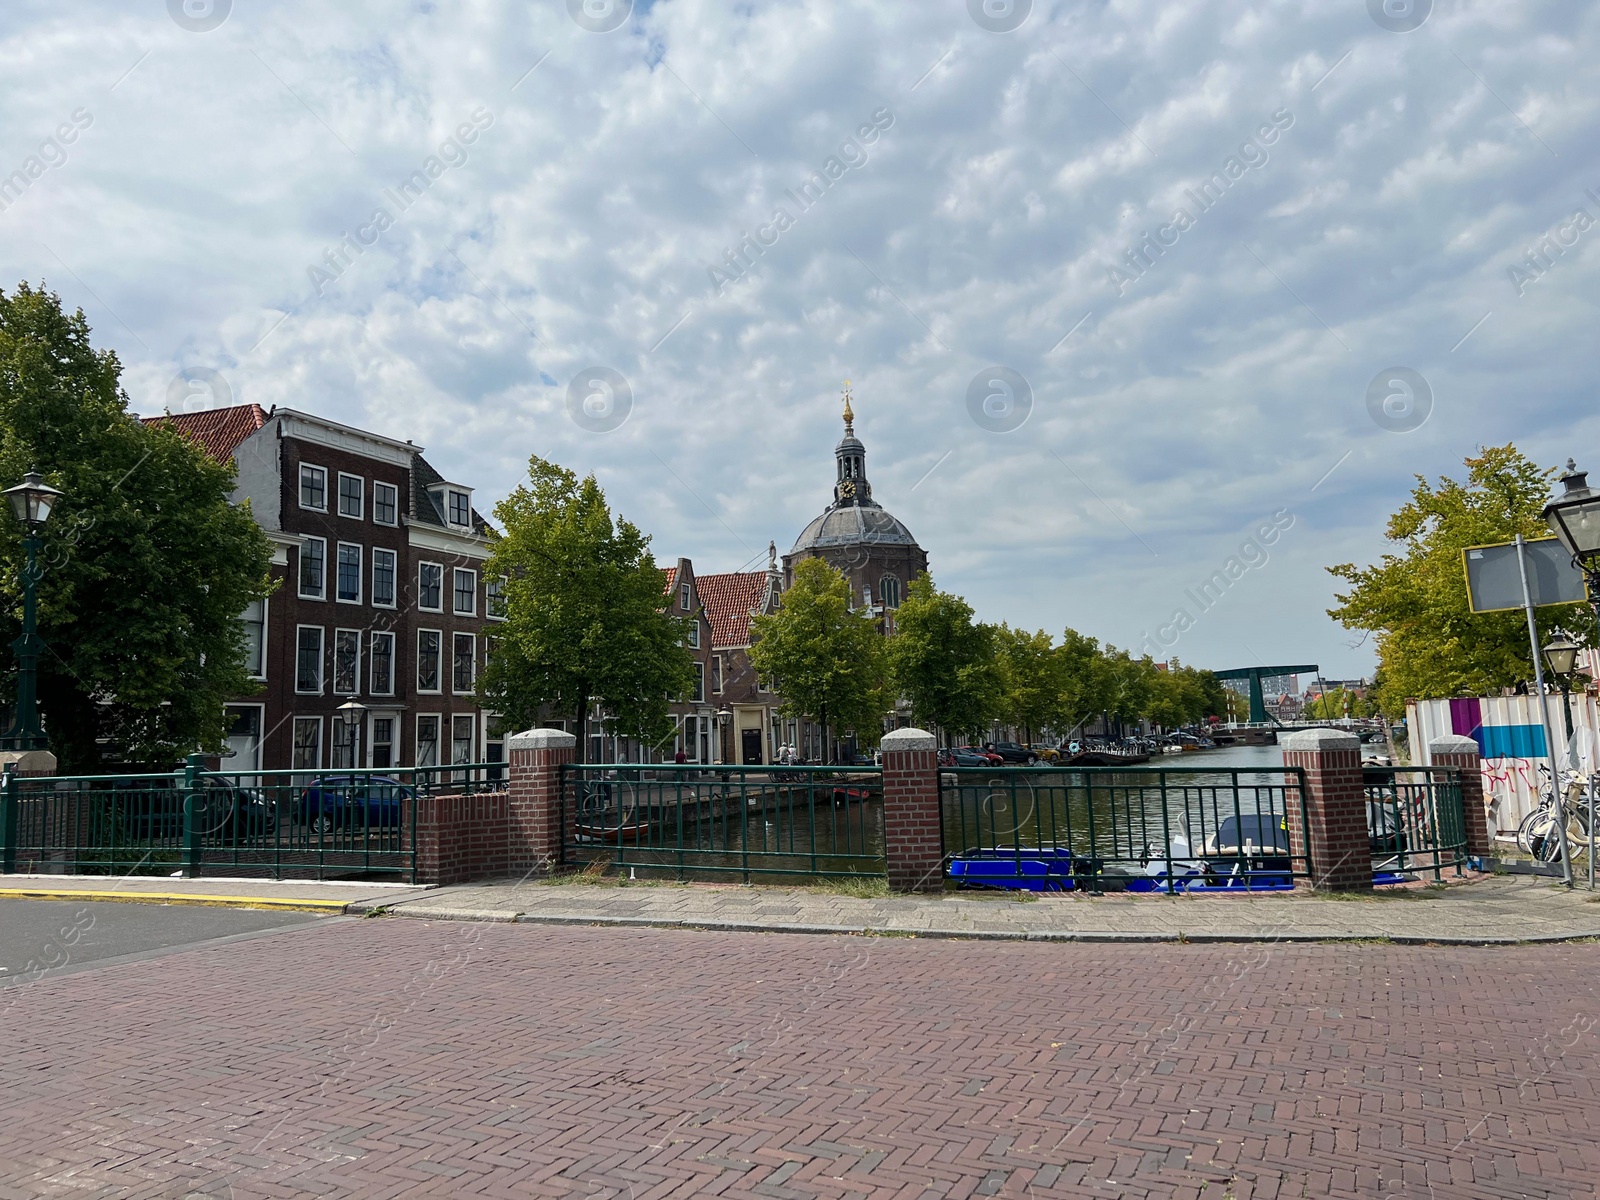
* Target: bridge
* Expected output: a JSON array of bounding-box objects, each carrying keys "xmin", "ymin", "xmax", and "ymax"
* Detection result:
[{"xmin": 1212, "ymin": 664, "xmax": 1320, "ymax": 724}]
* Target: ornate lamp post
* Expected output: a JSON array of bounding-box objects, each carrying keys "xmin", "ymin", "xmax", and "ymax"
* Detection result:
[
  {"xmin": 1, "ymin": 472, "xmax": 63, "ymax": 753},
  {"xmin": 1543, "ymin": 631, "xmax": 1580, "ymax": 740},
  {"xmin": 716, "ymin": 705, "xmax": 733, "ymax": 765},
  {"xmin": 337, "ymin": 698, "xmax": 368, "ymax": 770}
]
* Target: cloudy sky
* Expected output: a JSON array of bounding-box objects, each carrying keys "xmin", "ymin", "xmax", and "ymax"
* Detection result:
[{"xmin": 3, "ymin": 0, "xmax": 1596, "ymax": 680}]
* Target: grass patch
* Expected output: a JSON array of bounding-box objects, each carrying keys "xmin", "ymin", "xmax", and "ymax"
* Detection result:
[{"xmin": 811, "ymin": 874, "xmax": 892, "ymax": 899}]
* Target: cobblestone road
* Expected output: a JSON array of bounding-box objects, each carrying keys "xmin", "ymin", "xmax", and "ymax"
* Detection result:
[{"xmin": 1, "ymin": 916, "xmax": 1596, "ymax": 1199}]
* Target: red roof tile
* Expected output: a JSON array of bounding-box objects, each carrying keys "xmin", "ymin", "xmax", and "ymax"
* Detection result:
[
  {"xmin": 697, "ymin": 571, "xmax": 768, "ymax": 648},
  {"xmin": 143, "ymin": 404, "xmax": 268, "ymax": 464},
  {"xmin": 662, "ymin": 566, "xmax": 678, "ymax": 595}
]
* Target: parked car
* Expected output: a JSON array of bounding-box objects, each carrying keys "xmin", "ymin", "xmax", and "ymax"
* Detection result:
[
  {"xmin": 956, "ymin": 745, "xmax": 1005, "ymax": 765},
  {"xmin": 940, "ymin": 747, "xmax": 995, "ymax": 767},
  {"xmin": 107, "ymin": 775, "xmax": 276, "ymax": 841},
  {"xmin": 295, "ymin": 776, "xmax": 415, "ymax": 835},
  {"xmin": 984, "ymin": 741, "xmax": 1039, "ymax": 765}
]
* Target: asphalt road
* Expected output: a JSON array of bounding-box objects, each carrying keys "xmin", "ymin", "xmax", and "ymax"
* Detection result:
[
  {"xmin": 0, "ymin": 898, "xmax": 330, "ymax": 984},
  {"xmin": 1, "ymin": 916, "xmax": 1598, "ymax": 1198}
]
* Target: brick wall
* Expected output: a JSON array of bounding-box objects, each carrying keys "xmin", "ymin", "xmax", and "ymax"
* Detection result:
[
  {"xmin": 1429, "ymin": 734, "xmax": 1493, "ymax": 861},
  {"xmin": 414, "ymin": 791, "xmax": 511, "ymax": 886},
  {"xmin": 881, "ymin": 729, "xmax": 942, "ymax": 893},
  {"xmin": 1282, "ymin": 729, "xmax": 1372, "ymax": 891}
]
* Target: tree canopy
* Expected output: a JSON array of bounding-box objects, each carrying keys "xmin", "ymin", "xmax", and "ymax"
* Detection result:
[
  {"xmin": 1328, "ymin": 444, "xmax": 1594, "ymax": 716},
  {"xmin": 748, "ymin": 557, "xmax": 887, "ymax": 754},
  {"xmin": 0, "ymin": 282, "xmax": 274, "ymax": 771},
  {"xmin": 886, "ymin": 575, "xmax": 1003, "ymax": 739},
  {"xmin": 478, "ymin": 456, "xmax": 693, "ymax": 762}
]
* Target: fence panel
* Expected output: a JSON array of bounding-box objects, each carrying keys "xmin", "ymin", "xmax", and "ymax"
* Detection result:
[
  {"xmin": 560, "ymin": 764, "xmax": 886, "ymax": 882},
  {"xmin": 941, "ymin": 765, "xmax": 1311, "ymax": 892},
  {"xmin": 1363, "ymin": 766, "xmax": 1468, "ymax": 880}
]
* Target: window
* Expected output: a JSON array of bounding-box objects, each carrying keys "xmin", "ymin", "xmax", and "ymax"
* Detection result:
[
  {"xmin": 418, "ymin": 562, "xmax": 442, "ymax": 611},
  {"xmin": 338, "ymin": 473, "xmax": 363, "ymax": 519},
  {"xmin": 452, "ymin": 714, "xmax": 474, "ymax": 769},
  {"xmin": 240, "ymin": 599, "xmax": 265, "ymax": 678},
  {"xmin": 680, "ymin": 583, "xmax": 691, "ymax": 610},
  {"xmin": 448, "ymin": 490, "xmax": 471, "ymax": 526},
  {"xmin": 298, "ymin": 537, "xmax": 326, "ymax": 600},
  {"xmin": 292, "ymin": 717, "xmax": 322, "ymax": 771},
  {"xmin": 372, "ymin": 548, "xmax": 396, "ymax": 607},
  {"xmin": 453, "ymin": 634, "xmax": 475, "ymax": 692},
  {"xmin": 336, "ymin": 543, "xmax": 361, "ymax": 603},
  {"xmin": 416, "ymin": 715, "xmax": 440, "ymax": 768},
  {"xmin": 330, "ymin": 718, "xmax": 355, "ymax": 769},
  {"xmin": 453, "ymin": 568, "xmax": 476, "ymax": 616},
  {"xmin": 299, "ymin": 464, "xmax": 326, "ymax": 511},
  {"xmin": 295, "ymin": 626, "xmax": 324, "ymax": 693},
  {"xmin": 691, "ymin": 662, "xmax": 705, "ymax": 703},
  {"xmin": 373, "ymin": 481, "xmax": 398, "ymax": 526},
  {"xmin": 224, "ymin": 705, "xmax": 262, "ymax": 771},
  {"xmin": 486, "ymin": 576, "xmax": 507, "ymax": 619},
  {"xmin": 370, "ymin": 631, "xmax": 395, "ymax": 695},
  {"xmin": 687, "ymin": 619, "xmax": 700, "ymax": 649},
  {"xmin": 713, "ymin": 654, "xmax": 723, "ymax": 694},
  {"xmin": 371, "ymin": 717, "xmax": 395, "ymax": 769},
  {"xmin": 417, "ymin": 630, "xmax": 441, "ymax": 692},
  {"xmin": 881, "ymin": 575, "xmax": 901, "ymax": 609},
  {"xmin": 334, "ymin": 629, "xmax": 359, "ymax": 694}
]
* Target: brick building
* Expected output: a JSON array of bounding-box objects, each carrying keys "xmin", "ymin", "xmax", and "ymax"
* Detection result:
[{"xmin": 147, "ymin": 404, "xmax": 502, "ymax": 774}]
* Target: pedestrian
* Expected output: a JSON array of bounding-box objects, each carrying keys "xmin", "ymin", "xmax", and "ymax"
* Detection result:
[{"xmin": 674, "ymin": 747, "xmax": 686, "ymax": 765}]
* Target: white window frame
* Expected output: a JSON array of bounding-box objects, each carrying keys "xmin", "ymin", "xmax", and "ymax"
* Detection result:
[
  {"xmin": 298, "ymin": 536, "xmax": 327, "ymax": 601},
  {"xmin": 486, "ymin": 576, "xmax": 507, "ymax": 621},
  {"xmin": 691, "ymin": 661, "xmax": 705, "ymax": 704},
  {"xmin": 241, "ymin": 597, "xmax": 268, "ymax": 681},
  {"xmin": 415, "ymin": 714, "xmax": 441, "ymax": 768},
  {"xmin": 416, "ymin": 628, "xmax": 443, "ymax": 694},
  {"xmin": 333, "ymin": 628, "xmax": 361, "ymax": 696},
  {"xmin": 680, "ymin": 583, "xmax": 691, "ymax": 610},
  {"xmin": 371, "ymin": 547, "xmax": 397, "ymax": 609},
  {"xmin": 336, "ymin": 472, "xmax": 364, "ymax": 520},
  {"xmin": 452, "ymin": 632, "xmax": 476, "ymax": 694},
  {"xmin": 713, "ymin": 653, "xmax": 723, "ymax": 694},
  {"xmin": 292, "ymin": 716, "xmax": 323, "ymax": 772},
  {"xmin": 299, "ymin": 463, "xmax": 328, "ymax": 512},
  {"xmin": 417, "ymin": 561, "xmax": 444, "ymax": 612},
  {"xmin": 447, "ymin": 489, "xmax": 471, "ymax": 527},
  {"xmin": 369, "ymin": 630, "xmax": 396, "ymax": 695},
  {"xmin": 453, "ymin": 567, "xmax": 477, "ymax": 616},
  {"xmin": 372, "ymin": 481, "xmax": 399, "ymax": 527},
  {"xmin": 295, "ymin": 625, "xmax": 325, "ymax": 695},
  {"xmin": 451, "ymin": 713, "xmax": 476, "ymax": 770},
  {"xmin": 335, "ymin": 542, "xmax": 363, "ymax": 605},
  {"xmin": 370, "ymin": 714, "xmax": 397, "ymax": 769},
  {"xmin": 687, "ymin": 619, "xmax": 700, "ymax": 649}
]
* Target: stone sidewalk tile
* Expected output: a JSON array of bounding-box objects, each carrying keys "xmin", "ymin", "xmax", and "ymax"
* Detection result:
[{"xmin": 366, "ymin": 873, "xmax": 1600, "ymax": 944}]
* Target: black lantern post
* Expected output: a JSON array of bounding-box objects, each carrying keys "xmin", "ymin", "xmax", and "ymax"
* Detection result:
[
  {"xmin": 1543, "ymin": 630, "xmax": 1580, "ymax": 740},
  {"xmin": 1, "ymin": 472, "xmax": 63, "ymax": 752},
  {"xmin": 337, "ymin": 698, "xmax": 368, "ymax": 770}
]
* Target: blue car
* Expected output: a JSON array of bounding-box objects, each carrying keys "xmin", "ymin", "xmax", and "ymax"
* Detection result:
[{"xmin": 295, "ymin": 776, "xmax": 413, "ymax": 835}]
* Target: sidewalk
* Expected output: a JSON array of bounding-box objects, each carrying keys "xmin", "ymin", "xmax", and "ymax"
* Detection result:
[{"xmin": 5, "ymin": 871, "xmax": 1600, "ymax": 942}]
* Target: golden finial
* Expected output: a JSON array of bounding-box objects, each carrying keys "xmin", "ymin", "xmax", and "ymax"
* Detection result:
[{"xmin": 841, "ymin": 380, "xmax": 854, "ymax": 430}]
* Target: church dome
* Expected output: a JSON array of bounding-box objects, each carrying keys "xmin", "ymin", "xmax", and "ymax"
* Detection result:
[{"xmin": 790, "ymin": 502, "xmax": 920, "ymax": 555}]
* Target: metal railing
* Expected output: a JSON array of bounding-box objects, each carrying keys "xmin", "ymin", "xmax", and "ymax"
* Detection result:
[
  {"xmin": 559, "ymin": 764, "xmax": 886, "ymax": 882},
  {"xmin": 0, "ymin": 759, "xmax": 507, "ymax": 882},
  {"xmin": 942, "ymin": 765, "xmax": 1312, "ymax": 892},
  {"xmin": 1362, "ymin": 766, "xmax": 1468, "ymax": 880}
]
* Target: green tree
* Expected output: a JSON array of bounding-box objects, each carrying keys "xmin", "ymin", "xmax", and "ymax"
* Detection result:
[
  {"xmin": 1328, "ymin": 445, "xmax": 1594, "ymax": 716},
  {"xmin": 0, "ymin": 282, "xmax": 274, "ymax": 771},
  {"xmin": 478, "ymin": 456, "xmax": 693, "ymax": 762},
  {"xmin": 886, "ymin": 574, "xmax": 1003, "ymax": 740},
  {"xmin": 748, "ymin": 557, "xmax": 886, "ymax": 757},
  {"xmin": 995, "ymin": 625, "xmax": 1062, "ymax": 743},
  {"xmin": 1145, "ymin": 661, "xmax": 1208, "ymax": 729},
  {"xmin": 1100, "ymin": 647, "xmax": 1157, "ymax": 736},
  {"xmin": 1056, "ymin": 628, "xmax": 1111, "ymax": 738}
]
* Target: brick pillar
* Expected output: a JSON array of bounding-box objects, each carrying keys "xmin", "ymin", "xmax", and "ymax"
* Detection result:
[
  {"xmin": 507, "ymin": 727, "xmax": 576, "ymax": 876},
  {"xmin": 1429, "ymin": 733, "xmax": 1494, "ymax": 863},
  {"xmin": 880, "ymin": 727, "xmax": 942, "ymax": 893},
  {"xmin": 1281, "ymin": 729, "xmax": 1371, "ymax": 891}
]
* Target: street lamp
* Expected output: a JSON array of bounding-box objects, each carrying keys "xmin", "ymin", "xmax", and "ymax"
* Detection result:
[
  {"xmin": 1, "ymin": 471, "xmax": 63, "ymax": 752},
  {"xmin": 1543, "ymin": 631, "xmax": 1580, "ymax": 739},
  {"xmin": 337, "ymin": 698, "xmax": 367, "ymax": 769},
  {"xmin": 715, "ymin": 706, "xmax": 732, "ymax": 765}
]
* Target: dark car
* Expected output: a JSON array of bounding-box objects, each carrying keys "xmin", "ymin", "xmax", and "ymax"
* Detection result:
[
  {"xmin": 984, "ymin": 741, "xmax": 1039, "ymax": 765},
  {"xmin": 941, "ymin": 747, "xmax": 996, "ymax": 767},
  {"xmin": 295, "ymin": 776, "xmax": 415, "ymax": 835},
  {"xmin": 108, "ymin": 775, "xmax": 276, "ymax": 842}
]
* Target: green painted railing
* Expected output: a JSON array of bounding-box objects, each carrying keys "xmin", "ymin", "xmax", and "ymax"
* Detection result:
[
  {"xmin": 0, "ymin": 760, "xmax": 507, "ymax": 882},
  {"xmin": 560, "ymin": 763, "xmax": 886, "ymax": 882},
  {"xmin": 941, "ymin": 764, "xmax": 1313, "ymax": 891},
  {"xmin": 1363, "ymin": 766, "xmax": 1468, "ymax": 880}
]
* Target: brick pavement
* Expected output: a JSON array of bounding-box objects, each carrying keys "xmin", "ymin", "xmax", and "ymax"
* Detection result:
[{"xmin": 2, "ymin": 918, "xmax": 1599, "ymax": 1198}]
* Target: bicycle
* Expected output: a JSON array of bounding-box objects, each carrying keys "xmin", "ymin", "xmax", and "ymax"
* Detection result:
[{"xmin": 1518, "ymin": 767, "xmax": 1594, "ymax": 864}]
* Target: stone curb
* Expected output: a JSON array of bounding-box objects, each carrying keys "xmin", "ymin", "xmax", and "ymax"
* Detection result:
[
  {"xmin": 0, "ymin": 887, "xmax": 350, "ymax": 914},
  {"xmin": 352, "ymin": 901, "xmax": 1600, "ymax": 945}
]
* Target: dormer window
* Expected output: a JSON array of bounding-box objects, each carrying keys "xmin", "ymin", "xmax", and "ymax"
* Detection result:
[{"xmin": 448, "ymin": 490, "xmax": 470, "ymax": 526}]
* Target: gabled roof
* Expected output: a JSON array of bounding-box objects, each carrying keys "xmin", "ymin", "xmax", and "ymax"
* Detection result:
[
  {"xmin": 142, "ymin": 403, "xmax": 267, "ymax": 464},
  {"xmin": 412, "ymin": 453, "xmax": 494, "ymax": 537},
  {"xmin": 662, "ymin": 566, "xmax": 678, "ymax": 594},
  {"xmin": 697, "ymin": 571, "xmax": 769, "ymax": 648}
]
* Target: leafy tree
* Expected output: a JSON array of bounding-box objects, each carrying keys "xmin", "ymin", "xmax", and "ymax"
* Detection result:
[
  {"xmin": 1099, "ymin": 647, "xmax": 1157, "ymax": 736},
  {"xmin": 748, "ymin": 557, "xmax": 886, "ymax": 757},
  {"xmin": 1195, "ymin": 669, "xmax": 1230, "ymax": 720},
  {"xmin": 0, "ymin": 282, "xmax": 274, "ymax": 771},
  {"xmin": 1056, "ymin": 628, "xmax": 1111, "ymax": 738},
  {"xmin": 886, "ymin": 574, "xmax": 1003, "ymax": 740},
  {"xmin": 1328, "ymin": 445, "xmax": 1594, "ymax": 716},
  {"xmin": 995, "ymin": 625, "xmax": 1061, "ymax": 743},
  {"xmin": 478, "ymin": 456, "xmax": 693, "ymax": 762},
  {"xmin": 1304, "ymin": 687, "xmax": 1379, "ymax": 720},
  {"xmin": 1145, "ymin": 661, "xmax": 1208, "ymax": 729}
]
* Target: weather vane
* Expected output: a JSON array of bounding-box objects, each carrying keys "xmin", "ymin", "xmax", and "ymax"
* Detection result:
[{"xmin": 841, "ymin": 379, "xmax": 854, "ymax": 431}]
